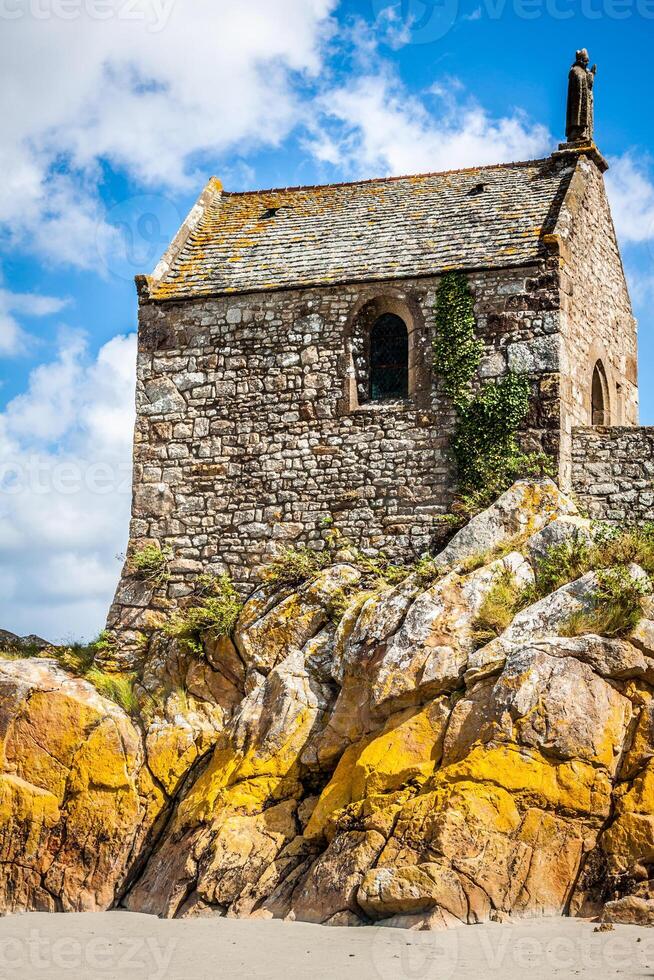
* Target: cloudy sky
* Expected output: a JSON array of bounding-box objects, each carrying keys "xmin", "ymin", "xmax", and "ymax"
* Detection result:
[{"xmin": 1, "ymin": 0, "xmax": 653, "ymax": 642}]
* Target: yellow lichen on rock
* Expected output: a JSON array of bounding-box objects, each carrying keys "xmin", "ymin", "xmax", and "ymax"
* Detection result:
[
  {"xmin": 601, "ymin": 763, "xmax": 654, "ymax": 873},
  {"xmin": 305, "ymin": 699, "xmax": 449, "ymax": 840},
  {"xmin": 0, "ymin": 658, "xmax": 165, "ymax": 913},
  {"xmin": 435, "ymin": 743, "xmax": 612, "ymax": 819}
]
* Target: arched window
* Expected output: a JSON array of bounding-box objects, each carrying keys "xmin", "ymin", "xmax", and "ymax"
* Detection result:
[
  {"xmin": 369, "ymin": 313, "xmax": 409, "ymax": 401},
  {"xmin": 591, "ymin": 360, "xmax": 610, "ymax": 425}
]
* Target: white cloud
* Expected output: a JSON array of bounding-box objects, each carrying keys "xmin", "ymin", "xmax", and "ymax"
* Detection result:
[
  {"xmin": 373, "ymin": 4, "xmax": 414, "ymax": 48},
  {"xmin": 606, "ymin": 154, "xmax": 654, "ymax": 245},
  {"xmin": 0, "ymin": 0, "xmax": 337, "ymax": 266},
  {"xmin": 0, "ymin": 286, "xmax": 69, "ymax": 355},
  {"xmin": 0, "ymin": 331, "xmax": 136, "ymax": 642},
  {"xmin": 307, "ymin": 70, "xmax": 552, "ymax": 179}
]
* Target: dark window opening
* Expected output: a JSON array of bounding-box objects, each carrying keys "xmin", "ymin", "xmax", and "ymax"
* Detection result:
[
  {"xmin": 369, "ymin": 313, "xmax": 409, "ymax": 401},
  {"xmin": 591, "ymin": 360, "xmax": 609, "ymax": 425}
]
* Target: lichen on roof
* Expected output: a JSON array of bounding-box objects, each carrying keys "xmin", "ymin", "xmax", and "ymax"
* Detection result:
[{"xmin": 149, "ymin": 157, "xmax": 575, "ymax": 301}]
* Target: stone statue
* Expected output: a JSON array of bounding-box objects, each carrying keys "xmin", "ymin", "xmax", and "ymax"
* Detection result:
[{"xmin": 566, "ymin": 49, "xmax": 597, "ymax": 144}]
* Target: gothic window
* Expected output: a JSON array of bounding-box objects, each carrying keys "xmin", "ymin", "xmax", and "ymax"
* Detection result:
[
  {"xmin": 591, "ymin": 360, "xmax": 610, "ymax": 425},
  {"xmin": 369, "ymin": 313, "xmax": 409, "ymax": 401}
]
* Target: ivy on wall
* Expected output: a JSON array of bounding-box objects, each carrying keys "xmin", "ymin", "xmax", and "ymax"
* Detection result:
[
  {"xmin": 433, "ymin": 271, "xmax": 548, "ymax": 510},
  {"xmin": 432, "ymin": 272, "xmax": 484, "ymax": 409}
]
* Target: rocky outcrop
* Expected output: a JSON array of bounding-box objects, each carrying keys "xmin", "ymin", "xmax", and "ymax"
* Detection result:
[
  {"xmin": 3, "ymin": 480, "xmax": 654, "ymax": 927},
  {"xmin": 0, "ymin": 659, "xmax": 163, "ymax": 912},
  {"xmin": 0, "ymin": 629, "xmax": 49, "ymax": 652}
]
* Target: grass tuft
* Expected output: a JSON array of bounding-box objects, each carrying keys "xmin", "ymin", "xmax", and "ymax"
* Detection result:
[
  {"xmin": 531, "ymin": 530, "xmax": 593, "ymax": 599},
  {"xmin": 471, "ymin": 569, "xmax": 530, "ymax": 647},
  {"xmin": 560, "ymin": 567, "xmax": 650, "ymax": 639},
  {"xmin": 260, "ymin": 545, "xmax": 334, "ymax": 588},
  {"xmin": 85, "ymin": 669, "xmax": 139, "ymax": 714}
]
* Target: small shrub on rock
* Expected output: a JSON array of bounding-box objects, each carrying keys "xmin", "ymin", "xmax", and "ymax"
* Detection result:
[
  {"xmin": 84, "ymin": 669, "xmax": 139, "ymax": 714},
  {"xmin": 593, "ymin": 524, "xmax": 654, "ymax": 577},
  {"xmin": 129, "ymin": 543, "xmax": 172, "ymax": 586},
  {"xmin": 164, "ymin": 573, "xmax": 243, "ymax": 653}
]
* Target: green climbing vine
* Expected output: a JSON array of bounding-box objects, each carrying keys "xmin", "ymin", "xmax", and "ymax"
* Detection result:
[
  {"xmin": 432, "ymin": 271, "xmax": 484, "ymax": 408},
  {"xmin": 433, "ymin": 271, "xmax": 551, "ymax": 513}
]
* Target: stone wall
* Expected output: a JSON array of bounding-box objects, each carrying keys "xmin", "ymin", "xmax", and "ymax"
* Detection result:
[
  {"xmin": 555, "ymin": 154, "xmax": 639, "ymax": 485},
  {"xmin": 572, "ymin": 426, "xmax": 654, "ymax": 521},
  {"xmin": 108, "ymin": 263, "xmax": 563, "ymax": 645}
]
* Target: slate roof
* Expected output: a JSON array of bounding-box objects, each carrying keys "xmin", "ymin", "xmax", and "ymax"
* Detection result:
[{"xmin": 149, "ymin": 157, "xmax": 575, "ymax": 301}]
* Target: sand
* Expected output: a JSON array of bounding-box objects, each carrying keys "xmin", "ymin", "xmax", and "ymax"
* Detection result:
[{"xmin": 0, "ymin": 911, "xmax": 651, "ymax": 979}]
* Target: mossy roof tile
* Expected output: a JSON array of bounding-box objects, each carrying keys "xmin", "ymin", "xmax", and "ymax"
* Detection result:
[{"xmin": 149, "ymin": 157, "xmax": 573, "ymax": 300}]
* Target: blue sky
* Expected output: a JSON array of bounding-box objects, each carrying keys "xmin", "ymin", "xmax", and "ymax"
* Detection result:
[{"xmin": 1, "ymin": 0, "xmax": 653, "ymax": 641}]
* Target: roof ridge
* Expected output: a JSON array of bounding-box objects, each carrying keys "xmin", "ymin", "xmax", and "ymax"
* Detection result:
[{"xmin": 219, "ymin": 157, "xmax": 554, "ymax": 198}]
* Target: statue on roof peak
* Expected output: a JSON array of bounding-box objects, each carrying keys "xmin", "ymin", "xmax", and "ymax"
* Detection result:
[{"xmin": 566, "ymin": 49, "xmax": 597, "ymax": 144}]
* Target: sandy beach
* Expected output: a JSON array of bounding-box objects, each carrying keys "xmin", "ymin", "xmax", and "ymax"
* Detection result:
[{"xmin": 0, "ymin": 912, "xmax": 651, "ymax": 980}]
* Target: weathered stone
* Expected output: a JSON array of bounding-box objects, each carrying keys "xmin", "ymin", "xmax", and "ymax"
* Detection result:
[
  {"xmin": 435, "ymin": 480, "xmax": 577, "ymax": 570},
  {"xmin": 507, "ymin": 336, "xmax": 560, "ymax": 374},
  {"xmin": 601, "ymin": 896, "xmax": 654, "ymax": 926},
  {"xmin": 235, "ymin": 564, "xmax": 361, "ymax": 674},
  {"xmin": 523, "ymin": 515, "xmax": 592, "ymax": 564}
]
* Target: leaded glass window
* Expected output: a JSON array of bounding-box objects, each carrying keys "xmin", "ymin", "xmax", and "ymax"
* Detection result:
[{"xmin": 369, "ymin": 314, "xmax": 409, "ymax": 401}]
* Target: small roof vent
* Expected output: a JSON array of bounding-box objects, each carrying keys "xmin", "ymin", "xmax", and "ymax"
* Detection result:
[
  {"xmin": 260, "ymin": 205, "xmax": 293, "ymax": 220},
  {"xmin": 468, "ymin": 183, "xmax": 486, "ymax": 197}
]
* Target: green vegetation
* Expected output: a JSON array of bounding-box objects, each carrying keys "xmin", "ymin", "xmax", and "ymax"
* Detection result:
[
  {"xmin": 0, "ymin": 632, "xmax": 138, "ymax": 714},
  {"xmin": 432, "ymin": 271, "xmax": 553, "ymax": 516},
  {"xmin": 530, "ymin": 530, "xmax": 593, "ymax": 599},
  {"xmin": 58, "ymin": 641, "xmax": 97, "ymax": 674},
  {"xmin": 432, "ymin": 270, "xmax": 483, "ymax": 409},
  {"xmin": 561, "ymin": 567, "xmax": 649, "ymax": 639},
  {"xmin": 457, "ymin": 532, "xmax": 529, "ymax": 577},
  {"xmin": 163, "ymin": 573, "xmax": 243, "ymax": 654},
  {"xmin": 129, "ymin": 543, "xmax": 172, "ymax": 586},
  {"xmin": 327, "ymin": 586, "xmax": 375, "ymax": 625},
  {"xmin": 471, "ymin": 523, "xmax": 654, "ymax": 646},
  {"xmin": 455, "ymin": 413, "xmax": 553, "ymax": 516},
  {"xmin": 257, "ymin": 530, "xmax": 445, "ymax": 623},
  {"xmin": 593, "ymin": 522, "xmax": 654, "ymax": 575},
  {"xmin": 260, "ymin": 545, "xmax": 334, "ymax": 588},
  {"xmin": 472, "ymin": 568, "xmax": 527, "ymax": 647},
  {"xmin": 84, "ymin": 668, "xmax": 139, "ymax": 714},
  {"xmin": 349, "ymin": 549, "xmax": 412, "ymax": 589},
  {"xmin": 529, "ymin": 524, "xmax": 654, "ymax": 603},
  {"xmin": 412, "ymin": 554, "xmax": 442, "ymax": 587},
  {"xmin": 259, "ymin": 521, "xmax": 414, "ymax": 591}
]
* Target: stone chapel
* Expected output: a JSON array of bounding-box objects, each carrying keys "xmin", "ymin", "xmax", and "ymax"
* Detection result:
[{"xmin": 108, "ymin": 51, "xmax": 651, "ymax": 645}]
